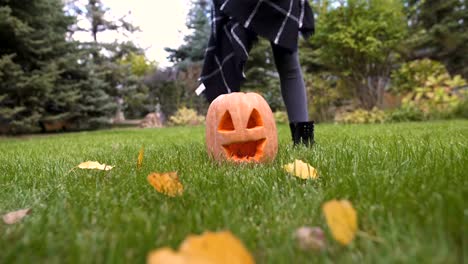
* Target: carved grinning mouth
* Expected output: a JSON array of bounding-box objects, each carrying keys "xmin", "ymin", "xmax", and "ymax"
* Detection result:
[{"xmin": 222, "ymin": 138, "xmax": 267, "ymax": 162}]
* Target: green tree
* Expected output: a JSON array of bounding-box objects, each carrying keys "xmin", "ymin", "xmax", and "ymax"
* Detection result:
[
  {"xmin": 166, "ymin": 0, "xmax": 211, "ymax": 64},
  {"xmin": 145, "ymin": 69, "xmax": 185, "ymax": 117},
  {"xmin": 404, "ymin": 0, "xmax": 468, "ymax": 80},
  {"xmin": 119, "ymin": 52, "xmax": 157, "ymax": 77},
  {"xmin": 308, "ymin": 0, "xmax": 408, "ymax": 109},
  {"xmin": 0, "ymin": 0, "xmax": 79, "ymax": 133},
  {"xmin": 73, "ymin": 58, "xmax": 117, "ymax": 128},
  {"xmin": 67, "ymin": 0, "xmax": 138, "ymax": 42},
  {"xmin": 162, "ymin": 0, "xmax": 211, "ymax": 118},
  {"xmin": 67, "ymin": 0, "xmax": 149, "ymax": 120},
  {"xmin": 117, "ymin": 52, "xmax": 157, "ymax": 118}
]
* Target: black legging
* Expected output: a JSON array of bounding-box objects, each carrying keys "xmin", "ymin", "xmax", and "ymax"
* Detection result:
[{"xmin": 271, "ymin": 43, "xmax": 309, "ymax": 123}]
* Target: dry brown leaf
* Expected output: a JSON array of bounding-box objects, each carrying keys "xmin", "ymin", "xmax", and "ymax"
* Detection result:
[
  {"xmin": 147, "ymin": 231, "xmax": 255, "ymax": 264},
  {"xmin": 77, "ymin": 161, "xmax": 114, "ymax": 171},
  {"xmin": 322, "ymin": 199, "xmax": 357, "ymax": 245},
  {"xmin": 137, "ymin": 145, "xmax": 144, "ymax": 169},
  {"xmin": 2, "ymin": 208, "xmax": 32, "ymax": 224},
  {"xmin": 294, "ymin": 226, "xmax": 326, "ymax": 251},
  {"xmin": 147, "ymin": 172, "xmax": 184, "ymax": 197},
  {"xmin": 283, "ymin": 159, "xmax": 318, "ymax": 179}
]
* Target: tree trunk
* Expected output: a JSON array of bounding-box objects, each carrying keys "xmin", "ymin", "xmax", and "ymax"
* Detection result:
[{"xmin": 353, "ymin": 76, "xmax": 388, "ymax": 110}]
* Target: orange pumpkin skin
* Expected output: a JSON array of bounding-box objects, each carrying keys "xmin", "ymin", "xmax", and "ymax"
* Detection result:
[{"xmin": 206, "ymin": 92, "xmax": 278, "ymax": 163}]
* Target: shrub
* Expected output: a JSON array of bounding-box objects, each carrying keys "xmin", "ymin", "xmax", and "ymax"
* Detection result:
[
  {"xmin": 391, "ymin": 59, "xmax": 467, "ymax": 119},
  {"xmin": 391, "ymin": 59, "xmax": 446, "ymax": 94},
  {"xmin": 452, "ymin": 96, "xmax": 468, "ymax": 119},
  {"xmin": 169, "ymin": 107, "xmax": 205, "ymax": 126},
  {"xmin": 401, "ymin": 74, "xmax": 466, "ymax": 117},
  {"xmin": 335, "ymin": 108, "xmax": 387, "ymax": 124},
  {"xmin": 386, "ymin": 106, "xmax": 425, "ymax": 122}
]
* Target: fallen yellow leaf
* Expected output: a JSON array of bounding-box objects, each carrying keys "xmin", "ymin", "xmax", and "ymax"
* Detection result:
[
  {"xmin": 77, "ymin": 161, "xmax": 114, "ymax": 171},
  {"xmin": 2, "ymin": 208, "xmax": 32, "ymax": 224},
  {"xmin": 322, "ymin": 199, "xmax": 357, "ymax": 245},
  {"xmin": 137, "ymin": 145, "xmax": 144, "ymax": 169},
  {"xmin": 147, "ymin": 231, "xmax": 255, "ymax": 264},
  {"xmin": 283, "ymin": 159, "xmax": 318, "ymax": 179},
  {"xmin": 147, "ymin": 248, "xmax": 189, "ymax": 264},
  {"xmin": 147, "ymin": 172, "xmax": 184, "ymax": 197}
]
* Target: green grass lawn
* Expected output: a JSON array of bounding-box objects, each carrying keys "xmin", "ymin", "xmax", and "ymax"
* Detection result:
[{"xmin": 0, "ymin": 120, "xmax": 466, "ymax": 263}]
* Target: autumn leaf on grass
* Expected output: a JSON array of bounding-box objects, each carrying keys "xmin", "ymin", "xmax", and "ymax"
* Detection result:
[
  {"xmin": 137, "ymin": 145, "xmax": 144, "ymax": 169},
  {"xmin": 322, "ymin": 199, "xmax": 357, "ymax": 245},
  {"xmin": 2, "ymin": 208, "xmax": 32, "ymax": 224},
  {"xmin": 147, "ymin": 248, "xmax": 187, "ymax": 264},
  {"xmin": 147, "ymin": 172, "xmax": 183, "ymax": 197},
  {"xmin": 284, "ymin": 159, "xmax": 318, "ymax": 179},
  {"xmin": 147, "ymin": 231, "xmax": 255, "ymax": 264},
  {"xmin": 77, "ymin": 161, "xmax": 114, "ymax": 171}
]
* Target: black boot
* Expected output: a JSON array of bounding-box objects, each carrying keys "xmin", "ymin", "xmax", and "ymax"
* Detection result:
[{"xmin": 289, "ymin": 121, "xmax": 315, "ymax": 146}]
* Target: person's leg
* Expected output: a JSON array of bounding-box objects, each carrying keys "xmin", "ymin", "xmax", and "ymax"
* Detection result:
[
  {"xmin": 271, "ymin": 43, "xmax": 309, "ymax": 122},
  {"xmin": 271, "ymin": 43, "xmax": 314, "ymax": 145}
]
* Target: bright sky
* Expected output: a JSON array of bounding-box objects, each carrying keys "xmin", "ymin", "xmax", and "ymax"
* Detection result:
[{"xmin": 72, "ymin": 0, "xmax": 192, "ymax": 67}]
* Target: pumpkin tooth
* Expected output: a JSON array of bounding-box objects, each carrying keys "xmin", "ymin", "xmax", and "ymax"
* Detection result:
[{"xmin": 223, "ymin": 139, "xmax": 266, "ymax": 162}]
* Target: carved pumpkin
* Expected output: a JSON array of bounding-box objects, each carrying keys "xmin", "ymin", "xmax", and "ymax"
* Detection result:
[{"xmin": 206, "ymin": 92, "xmax": 278, "ymax": 163}]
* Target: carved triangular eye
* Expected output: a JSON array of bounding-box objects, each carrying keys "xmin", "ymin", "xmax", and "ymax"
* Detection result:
[
  {"xmin": 247, "ymin": 108, "xmax": 263, "ymax": 129},
  {"xmin": 218, "ymin": 111, "xmax": 235, "ymax": 131}
]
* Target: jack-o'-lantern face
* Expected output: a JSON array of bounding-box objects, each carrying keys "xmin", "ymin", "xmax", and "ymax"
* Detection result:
[{"xmin": 206, "ymin": 92, "xmax": 278, "ymax": 163}]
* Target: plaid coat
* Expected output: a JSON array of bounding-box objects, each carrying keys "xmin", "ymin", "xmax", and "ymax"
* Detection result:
[{"xmin": 198, "ymin": 0, "xmax": 315, "ymax": 102}]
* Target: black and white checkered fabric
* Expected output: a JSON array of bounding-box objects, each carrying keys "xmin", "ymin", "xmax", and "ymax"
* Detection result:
[{"xmin": 199, "ymin": 0, "xmax": 315, "ymax": 102}]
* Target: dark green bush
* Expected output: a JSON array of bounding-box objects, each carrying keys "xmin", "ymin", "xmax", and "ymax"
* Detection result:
[
  {"xmin": 387, "ymin": 106, "xmax": 426, "ymax": 122},
  {"xmin": 452, "ymin": 97, "xmax": 468, "ymax": 119},
  {"xmin": 335, "ymin": 108, "xmax": 387, "ymax": 124}
]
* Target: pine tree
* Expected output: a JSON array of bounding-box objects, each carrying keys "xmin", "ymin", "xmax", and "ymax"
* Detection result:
[
  {"xmin": 67, "ymin": 0, "xmax": 148, "ymax": 120},
  {"xmin": 159, "ymin": 0, "xmax": 211, "ymax": 117},
  {"xmin": 0, "ymin": 0, "xmax": 77, "ymax": 133},
  {"xmin": 405, "ymin": 0, "xmax": 468, "ymax": 79},
  {"xmin": 54, "ymin": 44, "xmax": 117, "ymax": 130},
  {"xmin": 74, "ymin": 59, "xmax": 117, "ymax": 128},
  {"xmin": 166, "ymin": 0, "xmax": 211, "ymax": 64}
]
